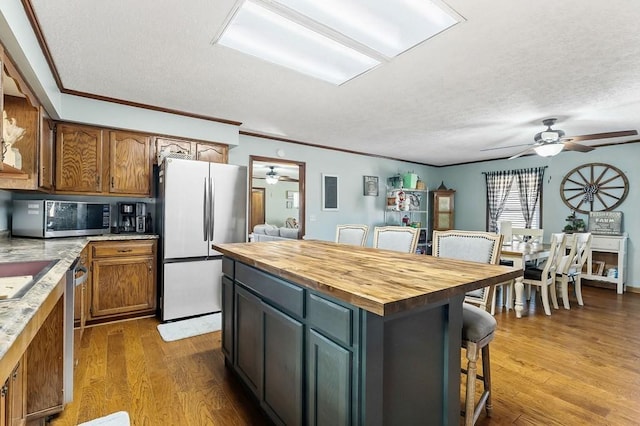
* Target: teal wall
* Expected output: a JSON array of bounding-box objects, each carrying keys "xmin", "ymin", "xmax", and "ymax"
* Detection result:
[
  {"xmin": 438, "ymin": 143, "xmax": 638, "ymax": 288},
  {"xmin": 230, "ymin": 134, "xmax": 436, "ymax": 246}
]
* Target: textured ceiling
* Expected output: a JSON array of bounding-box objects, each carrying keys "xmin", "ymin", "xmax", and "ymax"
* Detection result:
[{"xmin": 27, "ymin": 0, "xmax": 640, "ymax": 166}]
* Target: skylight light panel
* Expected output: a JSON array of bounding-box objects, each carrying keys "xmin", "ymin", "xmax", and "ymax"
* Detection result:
[
  {"xmin": 217, "ymin": 1, "xmax": 380, "ymax": 85},
  {"xmin": 272, "ymin": 0, "xmax": 460, "ymax": 58}
]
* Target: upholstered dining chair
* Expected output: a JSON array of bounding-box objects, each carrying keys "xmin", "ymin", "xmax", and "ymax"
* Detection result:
[
  {"xmin": 372, "ymin": 226, "xmax": 419, "ymax": 253},
  {"xmin": 432, "ymin": 230, "xmax": 504, "ymax": 312},
  {"xmin": 431, "ymin": 230, "xmax": 504, "ymax": 426},
  {"xmin": 556, "ymin": 233, "xmax": 592, "ymax": 309},
  {"xmin": 335, "ymin": 224, "xmax": 369, "ymax": 246},
  {"xmin": 522, "ymin": 233, "xmax": 565, "ymax": 315}
]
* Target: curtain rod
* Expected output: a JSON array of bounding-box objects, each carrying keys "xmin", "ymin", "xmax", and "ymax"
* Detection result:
[{"xmin": 482, "ymin": 166, "xmax": 548, "ymax": 175}]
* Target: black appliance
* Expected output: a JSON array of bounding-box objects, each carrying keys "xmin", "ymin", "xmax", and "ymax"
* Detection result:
[{"xmin": 118, "ymin": 202, "xmax": 148, "ymax": 233}]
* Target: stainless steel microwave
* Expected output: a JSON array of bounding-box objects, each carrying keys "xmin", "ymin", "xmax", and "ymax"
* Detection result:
[{"xmin": 12, "ymin": 200, "xmax": 111, "ymax": 238}]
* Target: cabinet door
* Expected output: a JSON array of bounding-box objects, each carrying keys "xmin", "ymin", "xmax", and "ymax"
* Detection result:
[
  {"xmin": 27, "ymin": 296, "xmax": 64, "ymax": 420},
  {"xmin": 235, "ymin": 286, "xmax": 263, "ymax": 398},
  {"xmin": 307, "ymin": 329, "xmax": 352, "ymax": 426},
  {"xmin": 109, "ymin": 131, "xmax": 151, "ymax": 195},
  {"xmin": 433, "ymin": 190, "xmax": 455, "ymax": 231},
  {"xmin": 1, "ymin": 377, "xmax": 7, "ymax": 426},
  {"xmin": 222, "ymin": 276, "xmax": 234, "ymax": 360},
  {"xmin": 154, "ymin": 137, "xmax": 192, "ymax": 164},
  {"xmin": 194, "ymin": 142, "xmax": 228, "ymax": 164},
  {"xmin": 38, "ymin": 110, "xmax": 54, "ymax": 190},
  {"xmin": 91, "ymin": 256, "xmax": 155, "ymax": 318},
  {"xmin": 55, "ymin": 124, "xmax": 103, "ymax": 192},
  {"xmin": 9, "ymin": 358, "xmax": 26, "ymax": 426},
  {"xmin": 263, "ymin": 303, "xmax": 303, "ymax": 426}
]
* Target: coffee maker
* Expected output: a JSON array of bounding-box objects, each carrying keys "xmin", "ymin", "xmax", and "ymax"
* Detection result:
[{"xmin": 118, "ymin": 202, "xmax": 147, "ymax": 233}]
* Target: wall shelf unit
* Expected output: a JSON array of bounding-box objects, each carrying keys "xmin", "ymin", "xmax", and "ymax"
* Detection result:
[{"xmin": 385, "ymin": 188, "xmax": 429, "ymax": 254}]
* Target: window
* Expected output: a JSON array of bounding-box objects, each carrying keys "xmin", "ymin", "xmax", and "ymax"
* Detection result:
[
  {"xmin": 485, "ymin": 167, "xmax": 545, "ymax": 232},
  {"xmin": 496, "ymin": 179, "xmax": 541, "ymax": 229}
]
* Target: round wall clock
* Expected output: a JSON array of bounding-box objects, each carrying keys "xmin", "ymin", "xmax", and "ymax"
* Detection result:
[{"xmin": 560, "ymin": 163, "xmax": 629, "ymax": 213}]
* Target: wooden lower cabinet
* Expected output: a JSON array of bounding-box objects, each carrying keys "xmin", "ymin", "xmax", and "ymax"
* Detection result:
[
  {"xmin": 26, "ymin": 296, "xmax": 64, "ymax": 422},
  {"xmin": 89, "ymin": 240, "xmax": 157, "ymax": 322},
  {"xmin": 234, "ymin": 286, "xmax": 263, "ymax": 397},
  {"xmin": 1, "ymin": 355, "xmax": 27, "ymax": 426}
]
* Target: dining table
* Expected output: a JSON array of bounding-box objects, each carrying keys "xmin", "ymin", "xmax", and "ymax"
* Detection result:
[{"xmin": 500, "ymin": 242, "xmax": 551, "ymax": 318}]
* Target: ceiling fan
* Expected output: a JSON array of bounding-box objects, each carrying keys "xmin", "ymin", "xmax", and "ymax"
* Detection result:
[{"xmin": 486, "ymin": 118, "xmax": 638, "ymax": 159}]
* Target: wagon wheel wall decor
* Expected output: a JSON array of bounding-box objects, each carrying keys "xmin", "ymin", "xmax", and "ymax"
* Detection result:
[{"xmin": 560, "ymin": 163, "xmax": 629, "ymax": 214}]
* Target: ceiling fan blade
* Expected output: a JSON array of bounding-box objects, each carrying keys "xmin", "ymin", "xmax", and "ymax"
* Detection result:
[
  {"xmin": 562, "ymin": 141, "xmax": 594, "ymax": 153},
  {"xmin": 508, "ymin": 147, "xmax": 534, "ymax": 160},
  {"xmin": 480, "ymin": 143, "xmax": 533, "ymax": 152},
  {"xmin": 563, "ymin": 130, "xmax": 637, "ymax": 142}
]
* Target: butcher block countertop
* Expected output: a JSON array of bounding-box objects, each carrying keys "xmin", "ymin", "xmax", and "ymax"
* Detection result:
[{"xmin": 213, "ymin": 240, "xmax": 522, "ymax": 316}]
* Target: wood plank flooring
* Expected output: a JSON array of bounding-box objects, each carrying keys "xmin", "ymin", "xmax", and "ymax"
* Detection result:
[{"xmin": 49, "ymin": 286, "xmax": 640, "ymax": 425}]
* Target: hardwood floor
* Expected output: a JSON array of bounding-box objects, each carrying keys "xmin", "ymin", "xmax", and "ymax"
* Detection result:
[{"xmin": 49, "ymin": 286, "xmax": 640, "ymax": 425}]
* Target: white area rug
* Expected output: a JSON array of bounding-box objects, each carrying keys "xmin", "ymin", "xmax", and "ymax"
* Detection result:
[
  {"xmin": 157, "ymin": 313, "xmax": 222, "ymax": 342},
  {"xmin": 79, "ymin": 411, "xmax": 130, "ymax": 426}
]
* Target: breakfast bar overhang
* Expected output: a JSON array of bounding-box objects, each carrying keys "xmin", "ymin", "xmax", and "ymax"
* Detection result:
[{"xmin": 213, "ymin": 240, "xmax": 521, "ymax": 425}]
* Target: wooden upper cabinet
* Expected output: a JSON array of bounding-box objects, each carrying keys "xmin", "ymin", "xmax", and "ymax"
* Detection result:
[
  {"xmin": 154, "ymin": 136, "xmax": 228, "ymax": 164},
  {"xmin": 154, "ymin": 137, "xmax": 192, "ymax": 163},
  {"xmin": 109, "ymin": 130, "xmax": 151, "ymax": 195},
  {"xmin": 39, "ymin": 108, "xmax": 54, "ymax": 190},
  {"xmin": 55, "ymin": 124, "xmax": 103, "ymax": 192},
  {"xmin": 195, "ymin": 142, "xmax": 228, "ymax": 163}
]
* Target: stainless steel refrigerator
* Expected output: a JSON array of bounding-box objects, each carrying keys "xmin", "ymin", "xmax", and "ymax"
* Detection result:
[{"xmin": 158, "ymin": 157, "xmax": 247, "ymax": 321}]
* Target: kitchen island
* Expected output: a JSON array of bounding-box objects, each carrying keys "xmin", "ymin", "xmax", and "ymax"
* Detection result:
[{"xmin": 213, "ymin": 239, "xmax": 521, "ymax": 426}]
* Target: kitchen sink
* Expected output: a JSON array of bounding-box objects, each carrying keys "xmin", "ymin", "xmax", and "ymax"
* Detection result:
[{"xmin": 0, "ymin": 259, "xmax": 59, "ymax": 301}]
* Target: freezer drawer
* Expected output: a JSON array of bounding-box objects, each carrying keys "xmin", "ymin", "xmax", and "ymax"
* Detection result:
[{"xmin": 162, "ymin": 259, "xmax": 222, "ymax": 321}]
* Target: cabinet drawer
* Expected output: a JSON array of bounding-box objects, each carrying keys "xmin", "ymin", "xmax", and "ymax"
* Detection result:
[
  {"xmin": 91, "ymin": 241, "xmax": 155, "ymax": 258},
  {"xmin": 236, "ymin": 263, "xmax": 303, "ymax": 318},
  {"xmin": 307, "ymin": 293, "xmax": 354, "ymax": 347},
  {"xmin": 591, "ymin": 237, "xmax": 621, "ymax": 251}
]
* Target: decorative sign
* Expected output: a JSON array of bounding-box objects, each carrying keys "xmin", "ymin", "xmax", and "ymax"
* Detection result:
[
  {"xmin": 588, "ymin": 211, "xmax": 622, "ymax": 235},
  {"xmin": 363, "ymin": 176, "xmax": 379, "ymax": 196}
]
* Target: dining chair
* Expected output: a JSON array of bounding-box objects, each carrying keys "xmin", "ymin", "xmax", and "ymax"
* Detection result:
[
  {"xmin": 556, "ymin": 233, "xmax": 592, "ymax": 309},
  {"xmin": 432, "ymin": 230, "xmax": 504, "ymax": 312},
  {"xmin": 431, "ymin": 230, "xmax": 503, "ymax": 426},
  {"xmin": 522, "ymin": 233, "xmax": 565, "ymax": 315},
  {"xmin": 335, "ymin": 224, "xmax": 369, "ymax": 246},
  {"xmin": 511, "ymin": 227, "xmax": 544, "ymax": 246},
  {"xmin": 372, "ymin": 226, "xmax": 419, "ymax": 253}
]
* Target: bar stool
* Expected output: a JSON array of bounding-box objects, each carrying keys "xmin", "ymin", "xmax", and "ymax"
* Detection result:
[{"xmin": 461, "ymin": 303, "xmax": 497, "ymax": 426}]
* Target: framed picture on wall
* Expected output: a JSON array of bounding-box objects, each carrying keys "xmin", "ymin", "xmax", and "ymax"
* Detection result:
[
  {"xmin": 363, "ymin": 176, "xmax": 379, "ymax": 196},
  {"xmin": 322, "ymin": 174, "xmax": 339, "ymax": 211}
]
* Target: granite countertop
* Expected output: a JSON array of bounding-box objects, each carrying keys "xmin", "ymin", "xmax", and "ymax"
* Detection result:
[
  {"xmin": 214, "ymin": 240, "xmax": 522, "ymax": 316},
  {"xmin": 0, "ymin": 234, "xmax": 159, "ymax": 366}
]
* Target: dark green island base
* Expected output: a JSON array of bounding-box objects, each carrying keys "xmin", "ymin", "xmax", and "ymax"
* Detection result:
[
  {"xmin": 214, "ymin": 240, "xmax": 520, "ymax": 426},
  {"xmin": 222, "ymin": 257, "xmax": 463, "ymax": 425}
]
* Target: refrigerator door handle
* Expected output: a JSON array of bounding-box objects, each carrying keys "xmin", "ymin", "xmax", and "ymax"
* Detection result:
[
  {"xmin": 203, "ymin": 177, "xmax": 209, "ymax": 241},
  {"xmin": 209, "ymin": 177, "xmax": 215, "ymax": 241}
]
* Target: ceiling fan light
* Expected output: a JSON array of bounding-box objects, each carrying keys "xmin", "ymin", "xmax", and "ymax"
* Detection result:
[
  {"xmin": 540, "ymin": 131, "xmax": 560, "ymax": 142},
  {"xmin": 534, "ymin": 143, "xmax": 564, "ymax": 157},
  {"xmin": 265, "ymin": 166, "xmax": 279, "ymax": 184}
]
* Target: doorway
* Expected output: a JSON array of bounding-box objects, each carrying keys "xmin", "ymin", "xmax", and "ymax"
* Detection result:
[
  {"xmin": 251, "ymin": 188, "xmax": 266, "ymax": 231},
  {"xmin": 249, "ymin": 156, "xmax": 306, "ymax": 238}
]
